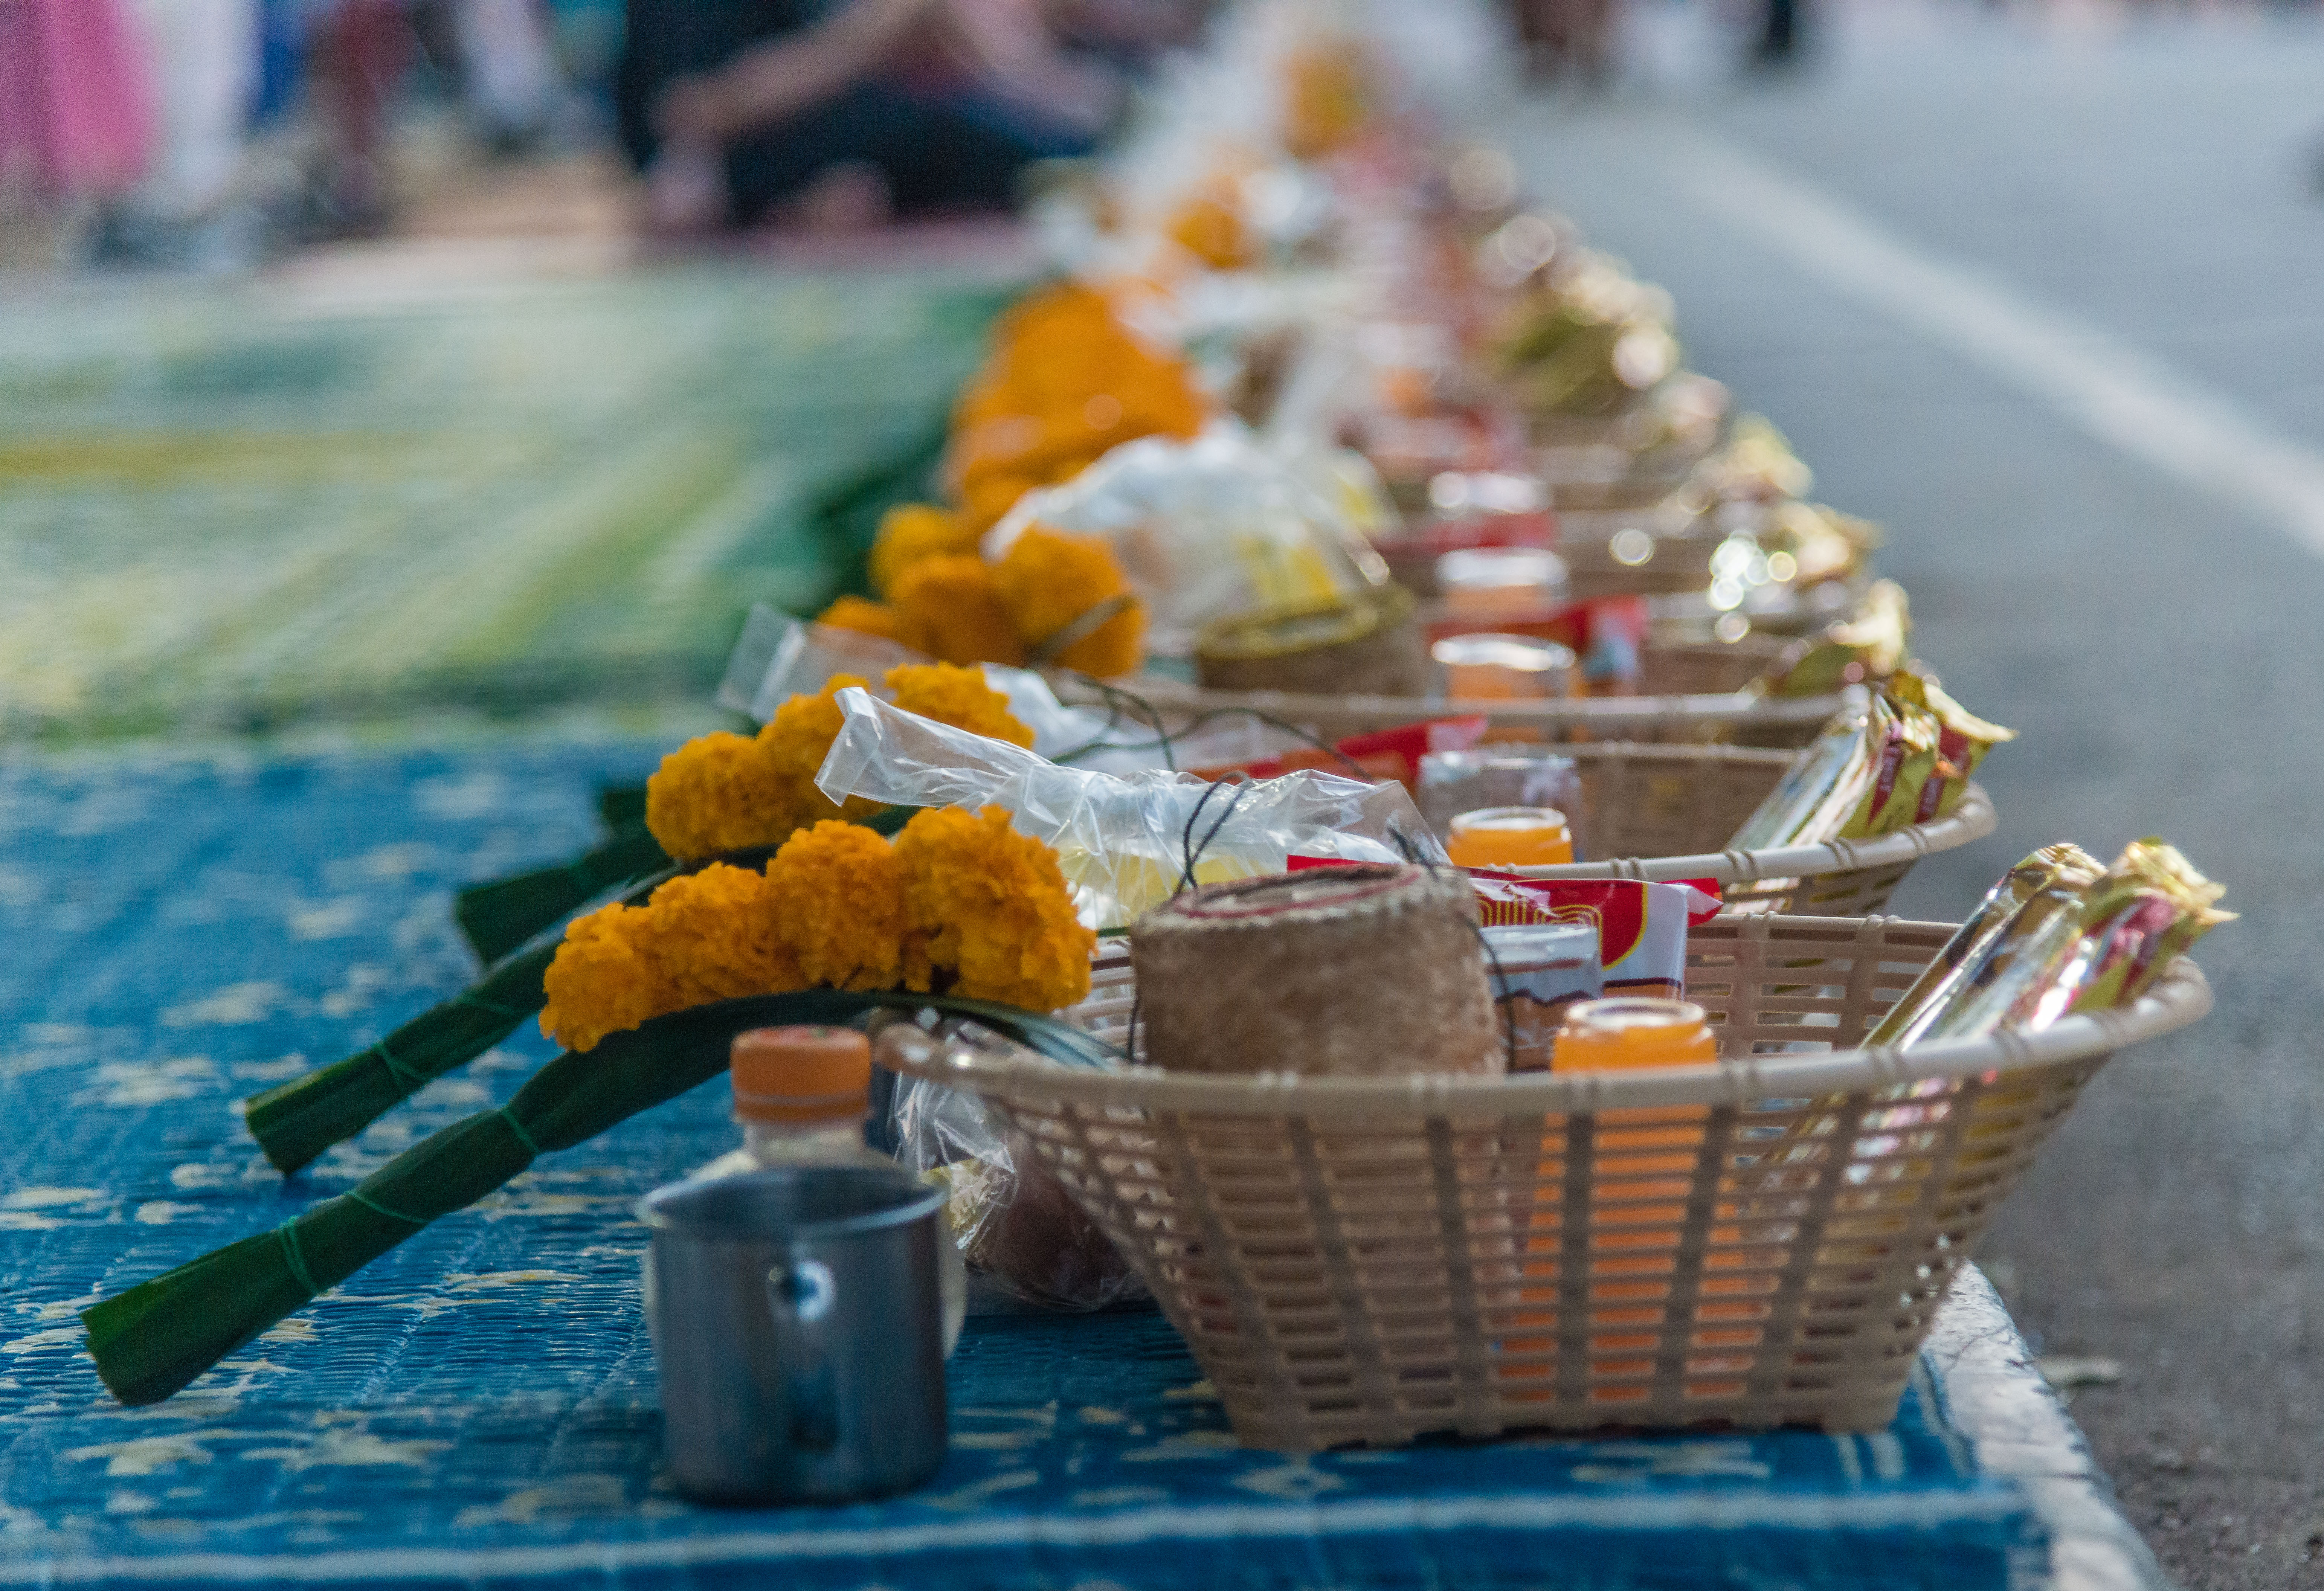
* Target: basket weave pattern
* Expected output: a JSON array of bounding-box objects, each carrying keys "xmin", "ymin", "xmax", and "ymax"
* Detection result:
[
  {"xmin": 1525, "ymin": 744, "xmax": 1991, "ymax": 919},
  {"xmin": 882, "ymin": 917, "xmax": 2210, "ymax": 1450}
]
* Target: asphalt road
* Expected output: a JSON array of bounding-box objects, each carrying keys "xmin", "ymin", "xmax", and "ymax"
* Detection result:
[{"xmin": 1506, "ymin": 10, "xmax": 2324, "ymax": 1585}]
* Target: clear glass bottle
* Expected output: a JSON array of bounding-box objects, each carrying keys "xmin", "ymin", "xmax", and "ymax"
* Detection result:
[{"xmin": 693, "ymin": 1025, "xmax": 966, "ymax": 1356}]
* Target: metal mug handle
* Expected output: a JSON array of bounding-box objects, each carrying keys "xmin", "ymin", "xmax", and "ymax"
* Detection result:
[{"xmin": 766, "ymin": 1258, "xmax": 838, "ymax": 1453}]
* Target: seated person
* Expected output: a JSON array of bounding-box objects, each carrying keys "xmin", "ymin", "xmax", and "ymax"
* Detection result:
[{"xmin": 617, "ymin": 0, "xmax": 1126, "ymax": 230}]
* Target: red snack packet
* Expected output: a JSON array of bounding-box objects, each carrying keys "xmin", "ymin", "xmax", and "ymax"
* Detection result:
[
  {"xmin": 1191, "ymin": 716, "xmax": 1491, "ymax": 789},
  {"xmin": 1289, "ymin": 857, "xmax": 1720, "ymax": 999}
]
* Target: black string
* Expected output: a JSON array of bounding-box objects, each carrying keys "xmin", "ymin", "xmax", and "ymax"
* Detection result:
[
  {"xmin": 1178, "ymin": 775, "xmax": 1255, "ymax": 896},
  {"xmin": 1050, "ymin": 675, "xmax": 1373, "ymax": 781},
  {"xmin": 1389, "ymin": 823, "xmax": 1521, "ymax": 1071},
  {"xmin": 1123, "ymin": 772, "xmax": 1260, "ymax": 1065}
]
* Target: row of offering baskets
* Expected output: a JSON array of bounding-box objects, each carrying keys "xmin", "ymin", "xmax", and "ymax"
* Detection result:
[
  {"xmin": 73, "ymin": 0, "xmax": 2228, "ymax": 1463},
  {"xmin": 78, "ymin": 642, "xmax": 2224, "ymax": 1457}
]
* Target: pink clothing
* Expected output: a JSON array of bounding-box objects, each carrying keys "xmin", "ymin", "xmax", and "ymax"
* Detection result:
[{"xmin": 0, "ymin": 0, "xmax": 155, "ymax": 198}]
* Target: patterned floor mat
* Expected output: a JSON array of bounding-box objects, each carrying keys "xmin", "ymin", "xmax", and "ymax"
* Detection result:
[{"xmin": 0, "ymin": 256, "xmax": 1008, "ymax": 743}]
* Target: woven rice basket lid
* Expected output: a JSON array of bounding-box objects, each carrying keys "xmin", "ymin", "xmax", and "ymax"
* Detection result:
[
  {"xmin": 1130, "ymin": 863, "xmax": 1502, "ymax": 1078},
  {"xmin": 1192, "ymin": 585, "xmax": 1428, "ymax": 697}
]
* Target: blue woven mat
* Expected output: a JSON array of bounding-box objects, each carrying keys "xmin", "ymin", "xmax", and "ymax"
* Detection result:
[{"xmin": 0, "ymin": 740, "xmax": 2149, "ymax": 1589}]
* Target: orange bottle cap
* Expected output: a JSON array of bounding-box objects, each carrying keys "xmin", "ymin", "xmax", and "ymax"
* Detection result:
[{"xmin": 730, "ymin": 1025, "xmax": 871, "ymax": 1125}]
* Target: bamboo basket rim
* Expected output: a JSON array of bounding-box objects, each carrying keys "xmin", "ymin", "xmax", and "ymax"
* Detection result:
[
  {"xmin": 1108, "ymin": 677, "xmax": 1845, "ymax": 734},
  {"xmin": 1521, "ymin": 778, "xmax": 1996, "ymax": 888},
  {"xmin": 875, "ymin": 917, "xmax": 2211, "ymax": 1118}
]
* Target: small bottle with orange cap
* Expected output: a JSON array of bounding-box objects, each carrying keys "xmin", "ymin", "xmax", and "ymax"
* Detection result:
[{"xmin": 696, "ymin": 1024, "xmax": 966, "ymax": 1355}]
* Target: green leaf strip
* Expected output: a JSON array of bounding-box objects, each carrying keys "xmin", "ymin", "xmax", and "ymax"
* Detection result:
[
  {"xmin": 246, "ymin": 810, "xmax": 920, "ymax": 1176},
  {"xmin": 88, "ymin": 990, "xmax": 1116, "ymax": 1407},
  {"xmin": 453, "ymin": 823, "xmax": 671, "ymax": 964}
]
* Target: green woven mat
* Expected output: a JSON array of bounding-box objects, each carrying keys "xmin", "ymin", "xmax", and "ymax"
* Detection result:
[{"xmin": 0, "ymin": 262, "xmax": 1009, "ymax": 743}]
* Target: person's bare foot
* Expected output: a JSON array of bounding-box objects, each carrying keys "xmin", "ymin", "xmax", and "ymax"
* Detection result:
[
  {"xmin": 789, "ymin": 163, "xmax": 891, "ymax": 233},
  {"xmin": 644, "ymin": 139, "xmax": 727, "ymax": 235}
]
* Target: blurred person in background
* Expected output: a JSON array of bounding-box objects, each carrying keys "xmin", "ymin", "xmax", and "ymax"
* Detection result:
[
  {"xmin": 618, "ymin": 0, "xmax": 1161, "ymax": 233},
  {"xmin": 303, "ymin": 0, "xmax": 572, "ymax": 233},
  {"xmin": 411, "ymin": 0, "xmax": 565, "ymax": 152},
  {"xmin": 0, "ymin": 0, "xmax": 155, "ymax": 235},
  {"xmin": 1752, "ymin": 0, "xmax": 1804, "ymax": 67},
  {"xmin": 304, "ymin": 0, "xmax": 411, "ymax": 233},
  {"xmin": 1511, "ymin": 0, "xmax": 1617, "ymax": 85},
  {"xmin": 96, "ymin": 0, "xmax": 261, "ymax": 261}
]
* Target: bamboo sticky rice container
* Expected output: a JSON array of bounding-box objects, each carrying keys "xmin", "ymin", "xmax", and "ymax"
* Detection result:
[
  {"xmin": 1193, "ymin": 586, "xmax": 1430, "ymax": 698},
  {"xmin": 1131, "ymin": 863, "xmax": 1500, "ymax": 1077}
]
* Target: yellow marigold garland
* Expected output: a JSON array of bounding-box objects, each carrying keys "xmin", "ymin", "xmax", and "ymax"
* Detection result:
[
  {"xmin": 539, "ymin": 808, "xmax": 1093, "ymax": 1052},
  {"xmin": 541, "ymin": 863, "xmax": 806, "ymax": 1053},
  {"xmin": 945, "ymin": 282, "xmax": 1208, "ymax": 532},
  {"xmin": 815, "ymin": 535, "xmax": 1147, "ymax": 679},
  {"xmin": 894, "ymin": 805, "xmax": 1096, "ymax": 1012},
  {"xmin": 887, "ymin": 555, "xmax": 1027, "ymax": 668},
  {"xmin": 765, "ymin": 821, "xmax": 906, "ymax": 992},
  {"xmin": 992, "ymin": 526, "xmax": 1147, "ymax": 678},
  {"xmin": 889, "ymin": 661, "xmax": 1036, "ymax": 747},
  {"xmin": 537, "ymin": 905, "xmax": 663, "ymax": 1054},
  {"xmin": 643, "ymin": 666, "xmax": 1031, "ymax": 861},
  {"xmin": 636, "ymin": 864, "xmax": 802, "ymax": 1010},
  {"xmin": 639, "ymin": 730, "xmax": 804, "ymax": 862},
  {"xmin": 868, "ymin": 503, "xmax": 981, "ymax": 597},
  {"xmin": 815, "ymin": 596, "xmax": 911, "ymax": 648}
]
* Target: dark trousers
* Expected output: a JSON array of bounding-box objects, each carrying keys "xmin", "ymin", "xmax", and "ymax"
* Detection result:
[{"xmin": 617, "ymin": 0, "xmax": 1096, "ymax": 221}]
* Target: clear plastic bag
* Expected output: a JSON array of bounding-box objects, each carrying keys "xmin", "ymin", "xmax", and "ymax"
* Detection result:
[
  {"xmin": 714, "ymin": 606, "xmax": 1183, "ymax": 771},
  {"xmin": 890, "ymin": 1039, "xmax": 1146, "ymax": 1312},
  {"xmin": 983, "ymin": 426, "xmax": 1390, "ymax": 657},
  {"xmin": 716, "ymin": 605, "xmax": 923, "ymax": 722},
  {"xmin": 817, "ymin": 686, "xmax": 1445, "ymax": 929}
]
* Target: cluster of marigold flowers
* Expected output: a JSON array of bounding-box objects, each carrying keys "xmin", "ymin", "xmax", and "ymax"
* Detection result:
[
  {"xmin": 643, "ymin": 663, "xmax": 1033, "ymax": 862},
  {"xmin": 807, "ymin": 280, "xmax": 1212, "ymax": 681},
  {"xmin": 540, "ymin": 807, "xmax": 1096, "ymax": 1052},
  {"xmin": 818, "ymin": 520, "xmax": 1146, "ymax": 680},
  {"xmin": 948, "ymin": 281, "xmax": 1208, "ymax": 529}
]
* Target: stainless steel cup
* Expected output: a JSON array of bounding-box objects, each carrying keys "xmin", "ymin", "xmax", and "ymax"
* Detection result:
[{"xmin": 638, "ymin": 1166, "xmax": 949, "ymax": 1504}]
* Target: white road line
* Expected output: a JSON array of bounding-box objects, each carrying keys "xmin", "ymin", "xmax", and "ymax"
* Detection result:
[{"xmin": 1655, "ymin": 129, "xmax": 2324, "ymax": 556}]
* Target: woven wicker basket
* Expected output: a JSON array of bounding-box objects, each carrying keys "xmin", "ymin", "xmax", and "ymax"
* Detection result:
[
  {"xmin": 1634, "ymin": 633, "xmax": 1790, "ymax": 697},
  {"xmin": 1062, "ymin": 721, "xmax": 1993, "ymax": 918},
  {"xmin": 1115, "ymin": 674, "xmax": 1843, "ymax": 749},
  {"xmin": 877, "ymin": 916, "xmax": 2212, "ymax": 1450},
  {"xmin": 1512, "ymin": 744, "xmax": 1996, "ymax": 918}
]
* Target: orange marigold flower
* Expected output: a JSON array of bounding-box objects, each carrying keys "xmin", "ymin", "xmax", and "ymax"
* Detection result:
[
  {"xmin": 645, "ymin": 731, "xmax": 804, "ymax": 861},
  {"xmin": 540, "ymin": 902, "xmax": 664, "ymax": 1053},
  {"xmin": 893, "ymin": 806, "xmax": 1094, "ymax": 1012},
  {"xmin": 868, "ymin": 503, "xmax": 981, "ymax": 598},
  {"xmin": 1283, "ymin": 40, "xmax": 1375, "ymax": 161},
  {"xmin": 815, "ymin": 596, "xmax": 911, "ymax": 647},
  {"xmin": 887, "ymin": 662, "xmax": 1035, "ymax": 747},
  {"xmin": 538, "ymin": 865, "xmax": 806, "ymax": 1052},
  {"xmin": 766, "ymin": 821, "xmax": 907, "ymax": 990},
  {"xmin": 644, "ymin": 667, "xmax": 1038, "ymax": 862},
  {"xmin": 990, "ymin": 526, "xmax": 1146, "ymax": 678},
  {"xmin": 1166, "ymin": 185, "xmax": 1254, "ymax": 271},
  {"xmin": 888, "ymin": 556, "xmax": 1027, "ymax": 667},
  {"xmin": 759, "ymin": 673, "xmax": 886, "ymax": 830},
  {"xmin": 945, "ymin": 281, "xmax": 1210, "ymax": 531},
  {"xmin": 956, "ymin": 467, "xmax": 1045, "ymax": 533},
  {"xmin": 635, "ymin": 863, "xmax": 804, "ymax": 1011}
]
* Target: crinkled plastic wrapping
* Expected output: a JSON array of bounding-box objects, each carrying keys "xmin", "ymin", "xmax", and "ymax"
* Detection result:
[
  {"xmin": 714, "ymin": 605, "xmax": 1183, "ymax": 770},
  {"xmin": 818, "ymin": 686, "xmax": 1446, "ymax": 929},
  {"xmin": 983, "ymin": 426, "xmax": 1390, "ymax": 657},
  {"xmin": 717, "ymin": 605, "xmax": 924, "ymax": 722},
  {"xmin": 890, "ymin": 1033, "xmax": 1145, "ymax": 1312}
]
